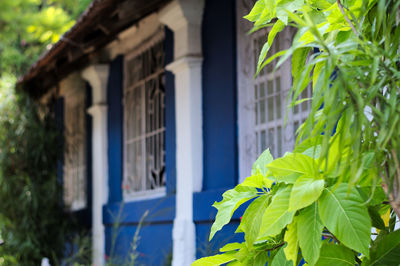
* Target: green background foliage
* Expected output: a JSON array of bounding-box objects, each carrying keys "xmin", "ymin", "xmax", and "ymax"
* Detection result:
[
  {"xmin": 0, "ymin": 0, "xmax": 90, "ymax": 77},
  {"xmin": 0, "ymin": 0, "xmax": 90, "ymax": 264},
  {"xmin": 194, "ymin": 0, "xmax": 400, "ymax": 265},
  {"xmin": 0, "ymin": 91, "xmax": 66, "ymax": 265}
]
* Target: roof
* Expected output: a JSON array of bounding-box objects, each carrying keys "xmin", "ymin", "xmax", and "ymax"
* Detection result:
[{"xmin": 18, "ymin": 0, "xmax": 169, "ymax": 98}]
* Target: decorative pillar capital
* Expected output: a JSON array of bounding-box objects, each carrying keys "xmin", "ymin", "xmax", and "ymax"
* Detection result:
[
  {"xmin": 159, "ymin": 0, "xmax": 205, "ymax": 59},
  {"xmin": 81, "ymin": 64, "xmax": 109, "ymax": 105},
  {"xmin": 59, "ymin": 72, "xmax": 85, "ymax": 99},
  {"xmin": 166, "ymin": 56, "xmax": 203, "ymax": 74},
  {"xmin": 87, "ymin": 104, "xmax": 108, "ymax": 118}
]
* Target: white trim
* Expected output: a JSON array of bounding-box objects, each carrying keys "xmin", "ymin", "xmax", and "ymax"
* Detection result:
[
  {"xmin": 81, "ymin": 65, "xmax": 110, "ymax": 266},
  {"xmin": 159, "ymin": 1, "xmax": 205, "ymax": 265},
  {"xmin": 123, "ymin": 187, "xmax": 166, "ymax": 202},
  {"xmin": 122, "ymin": 31, "xmax": 166, "ymax": 198},
  {"xmin": 105, "ymin": 13, "xmax": 163, "ymax": 61}
]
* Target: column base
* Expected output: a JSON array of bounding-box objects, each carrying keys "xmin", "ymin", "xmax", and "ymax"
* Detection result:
[{"xmin": 172, "ymin": 218, "xmax": 196, "ymax": 266}]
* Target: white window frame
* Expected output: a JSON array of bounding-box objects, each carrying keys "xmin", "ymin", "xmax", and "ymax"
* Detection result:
[
  {"xmin": 237, "ymin": 0, "xmax": 311, "ymax": 182},
  {"xmin": 122, "ymin": 30, "xmax": 167, "ymax": 201},
  {"xmin": 63, "ymin": 88, "xmax": 87, "ymax": 211}
]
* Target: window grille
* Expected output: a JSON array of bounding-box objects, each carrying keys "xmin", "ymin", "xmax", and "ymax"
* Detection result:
[
  {"xmin": 237, "ymin": 0, "xmax": 311, "ymax": 179},
  {"xmin": 123, "ymin": 31, "xmax": 166, "ymax": 199},
  {"xmin": 64, "ymin": 93, "xmax": 87, "ymax": 210},
  {"xmin": 252, "ymin": 29, "xmax": 312, "ymax": 159}
]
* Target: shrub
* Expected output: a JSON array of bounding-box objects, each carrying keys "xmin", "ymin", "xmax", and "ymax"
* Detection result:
[{"xmin": 194, "ymin": 0, "xmax": 400, "ymax": 265}]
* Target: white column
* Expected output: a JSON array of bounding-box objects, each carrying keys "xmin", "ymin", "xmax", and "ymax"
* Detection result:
[
  {"xmin": 81, "ymin": 65, "xmax": 109, "ymax": 266},
  {"xmin": 159, "ymin": 1, "xmax": 204, "ymax": 265}
]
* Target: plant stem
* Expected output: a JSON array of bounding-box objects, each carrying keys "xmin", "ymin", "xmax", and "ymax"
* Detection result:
[
  {"xmin": 322, "ymin": 232, "xmax": 340, "ymax": 243},
  {"xmin": 337, "ymin": 0, "xmax": 359, "ymax": 36},
  {"xmin": 265, "ymin": 242, "xmax": 285, "ymax": 251}
]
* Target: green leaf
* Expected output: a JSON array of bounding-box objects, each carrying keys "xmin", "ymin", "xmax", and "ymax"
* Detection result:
[
  {"xmin": 254, "ymin": 0, "xmax": 276, "ymax": 26},
  {"xmin": 271, "ymin": 246, "xmax": 293, "ymax": 266},
  {"xmin": 318, "ymin": 184, "xmax": 371, "ymax": 256},
  {"xmin": 243, "ymin": 0, "xmax": 265, "ymax": 22},
  {"xmin": 220, "ymin": 242, "xmax": 244, "ymax": 252},
  {"xmin": 258, "ymin": 186, "xmax": 295, "ymax": 239},
  {"xmin": 241, "ymin": 173, "xmax": 272, "ymax": 189},
  {"xmin": 315, "ymin": 243, "xmax": 355, "ymax": 266},
  {"xmin": 284, "ymin": 219, "xmax": 298, "ymax": 265},
  {"xmin": 252, "ymin": 148, "xmax": 274, "ymax": 176},
  {"xmin": 253, "ymin": 251, "xmax": 269, "ymax": 266},
  {"xmin": 275, "ymin": 0, "xmax": 304, "ymax": 25},
  {"xmin": 192, "ymin": 253, "xmax": 236, "ymax": 266},
  {"xmin": 312, "ymin": 61, "xmax": 325, "ymax": 89},
  {"xmin": 210, "ymin": 186, "xmax": 258, "ymax": 240},
  {"xmin": 267, "ymin": 153, "xmax": 319, "ymax": 178},
  {"xmin": 302, "ymin": 145, "xmax": 322, "ymax": 159},
  {"xmin": 241, "ymin": 194, "xmax": 270, "ymax": 246},
  {"xmin": 297, "ymin": 203, "xmax": 324, "ymax": 266},
  {"xmin": 227, "ymin": 261, "xmax": 242, "ymax": 266},
  {"xmin": 368, "ymin": 206, "xmax": 385, "ymax": 230},
  {"xmin": 289, "ymin": 175, "xmax": 324, "ymax": 211},
  {"xmin": 275, "ymin": 173, "xmax": 302, "ymax": 184},
  {"xmin": 292, "ymin": 47, "xmax": 311, "ymax": 85},
  {"xmin": 256, "ymin": 20, "xmax": 285, "ymax": 74},
  {"xmin": 366, "ymin": 230, "xmax": 400, "ymax": 265}
]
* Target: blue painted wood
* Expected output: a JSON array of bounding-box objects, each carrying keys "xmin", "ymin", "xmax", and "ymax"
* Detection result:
[
  {"xmin": 55, "ymin": 97, "xmax": 64, "ymax": 186},
  {"xmin": 194, "ymin": 189, "xmax": 248, "ymax": 223},
  {"xmin": 103, "ymin": 195, "xmax": 175, "ymax": 265},
  {"xmin": 84, "ymin": 82, "xmax": 93, "ymax": 226},
  {"xmin": 103, "ymin": 29, "xmax": 177, "ymax": 264},
  {"xmin": 107, "ymin": 56, "xmax": 124, "ymax": 203},
  {"xmin": 103, "ymin": 195, "xmax": 175, "ymax": 225},
  {"xmin": 165, "ymin": 27, "xmax": 176, "ymax": 195},
  {"xmin": 201, "ymin": 0, "xmax": 238, "ymax": 190},
  {"xmin": 196, "ymin": 222, "xmax": 243, "ymax": 259},
  {"xmin": 105, "ymin": 222, "xmax": 173, "ymax": 265}
]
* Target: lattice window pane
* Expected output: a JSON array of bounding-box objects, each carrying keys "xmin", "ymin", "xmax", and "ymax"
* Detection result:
[
  {"xmin": 123, "ymin": 31, "xmax": 166, "ymax": 199},
  {"xmin": 64, "ymin": 93, "xmax": 87, "ymax": 211},
  {"xmin": 251, "ymin": 28, "xmax": 311, "ymax": 159}
]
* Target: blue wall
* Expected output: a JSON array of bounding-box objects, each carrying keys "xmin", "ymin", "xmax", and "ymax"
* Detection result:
[
  {"xmin": 194, "ymin": 0, "xmax": 239, "ymax": 256},
  {"xmin": 201, "ymin": 0, "xmax": 238, "ymax": 191},
  {"xmin": 104, "ymin": 196, "xmax": 174, "ymax": 265},
  {"xmin": 55, "ymin": 97, "xmax": 64, "ymax": 187},
  {"xmin": 103, "ymin": 27, "xmax": 175, "ymax": 265},
  {"xmin": 165, "ymin": 28, "xmax": 176, "ymax": 195},
  {"xmin": 107, "ymin": 56, "xmax": 123, "ymax": 203},
  {"xmin": 104, "ymin": 0, "xmax": 240, "ymax": 260}
]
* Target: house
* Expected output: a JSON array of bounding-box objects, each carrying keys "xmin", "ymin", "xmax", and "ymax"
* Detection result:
[{"xmin": 19, "ymin": 0, "xmax": 311, "ymax": 265}]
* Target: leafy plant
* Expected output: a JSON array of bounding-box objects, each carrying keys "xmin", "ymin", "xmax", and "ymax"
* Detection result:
[
  {"xmin": 106, "ymin": 205, "xmax": 149, "ymax": 266},
  {"xmin": 0, "ymin": 89, "xmax": 68, "ymax": 265},
  {"xmin": 194, "ymin": 0, "xmax": 400, "ymax": 265}
]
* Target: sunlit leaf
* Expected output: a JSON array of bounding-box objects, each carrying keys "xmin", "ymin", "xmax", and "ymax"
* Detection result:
[
  {"xmin": 258, "ymin": 186, "xmax": 294, "ymax": 239},
  {"xmin": 283, "ymin": 219, "xmax": 298, "ymax": 265},
  {"xmin": 297, "ymin": 203, "xmax": 323, "ymax": 266},
  {"xmin": 289, "ymin": 175, "xmax": 324, "ymax": 211},
  {"xmin": 210, "ymin": 186, "xmax": 258, "ymax": 240},
  {"xmin": 315, "ymin": 243, "xmax": 355, "ymax": 266},
  {"xmin": 318, "ymin": 184, "xmax": 371, "ymax": 256}
]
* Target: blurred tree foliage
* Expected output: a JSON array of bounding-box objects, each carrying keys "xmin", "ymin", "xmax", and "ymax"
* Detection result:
[
  {"xmin": 0, "ymin": 0, "xmax": 91, "ymax": 78},
  {"xmin": 0, "ymin": 86, "xmax": 66, "ymax": 265},
  {"xmin": 0, "ymin": 0, "xmax": 91, "ymax": 264}
]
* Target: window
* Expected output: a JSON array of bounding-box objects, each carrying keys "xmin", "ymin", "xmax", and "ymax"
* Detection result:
[
  {"xmin": 64, "ymin": 90, "xmax": 87, "ymax": 210},
  {"xmin": 123, "ymin": 31, "xmax": 166, "ymax": 200},
  {"xmin": 237, "ymin": 0, "xmax": 311, "ymax": 180}
]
